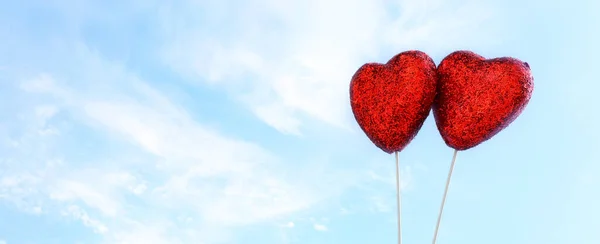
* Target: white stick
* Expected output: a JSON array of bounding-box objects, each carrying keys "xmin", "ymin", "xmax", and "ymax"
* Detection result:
[
  {"xmin": 395, "ymin": 151, "xmax": 402, "ymax": 244},
  {"xmin": 432, "ymin": 149, "xmax": 459, "ymax": 244}
]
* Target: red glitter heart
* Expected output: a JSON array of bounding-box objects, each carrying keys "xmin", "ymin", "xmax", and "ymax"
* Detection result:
[
  {"xmin": 433, "ymin": 50, "xmax": 534, "ymax": 150},
  {"xmin": 350, "ymin": 50, "xmax": 437, "ymax": 154}
]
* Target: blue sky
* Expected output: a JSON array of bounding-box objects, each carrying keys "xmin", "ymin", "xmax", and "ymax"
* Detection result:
[{"xmin": 0, "ymin": 0, "xmax": 599, "ymax": 243}]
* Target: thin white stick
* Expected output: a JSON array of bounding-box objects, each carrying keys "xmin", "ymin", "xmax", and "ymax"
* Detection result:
[
  {"xmin": 432, "ymin": 149, "xmax": 459, "ymax": 244},
  {"xmin": 395, "ymin": 151, "xmax": 402, "ymax": 244}
]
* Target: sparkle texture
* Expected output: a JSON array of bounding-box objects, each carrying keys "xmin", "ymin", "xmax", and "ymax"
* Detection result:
[
  {"xmin": 433, "ymin": 50, "xmax": 534, "ymax": 150},
  {"xmin": 350, "ymin": 50, "xmax": 437, "ymax": 154}
]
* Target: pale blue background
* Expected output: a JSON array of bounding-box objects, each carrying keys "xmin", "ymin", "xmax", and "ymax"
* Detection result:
[{"xmin": 0, "ymin": 0, "xmax": 598, "ymax": 243}]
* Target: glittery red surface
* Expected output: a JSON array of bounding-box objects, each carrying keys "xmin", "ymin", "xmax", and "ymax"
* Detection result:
[
  {"xmin": 433, "ymin": 50, "xmax": 534, "ymax": 150},
  {"xmin": 350, "ymin": 50, "xmax": 437, "ymax": 154}
]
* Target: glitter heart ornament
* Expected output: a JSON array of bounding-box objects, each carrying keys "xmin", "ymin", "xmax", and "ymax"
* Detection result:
[
  {"xmin": 433, "ymin": 50, "xmax": 534, "ymax": 150},
  {"xmin": 350, "ymin": 50, "xmax": 437, "ymax": 154}
]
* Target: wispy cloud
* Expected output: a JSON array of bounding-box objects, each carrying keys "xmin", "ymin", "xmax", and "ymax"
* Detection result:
[
  {"xmin": 285, "ymin": 222, "xmax": 295, "ymax": 228},
  {"xmin": 159, "ymin": 0, "xmax": 500, "ymax": 135},
  {"xmin": 0, "ymin": 44, "xmax": 371, "ymax": 243},
  {"xmin": 313, "ymin": 223, "xmax": 328, "ymax": 232}
]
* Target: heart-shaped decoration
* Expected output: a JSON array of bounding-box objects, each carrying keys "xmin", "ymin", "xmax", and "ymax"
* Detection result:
[
  {"xmin": 433, "ymin": 50, "xmax": 534, "ymax": 150},
  {"xmin": 350, "ymin": 50, "xmax": 437, "ymax": 153}
]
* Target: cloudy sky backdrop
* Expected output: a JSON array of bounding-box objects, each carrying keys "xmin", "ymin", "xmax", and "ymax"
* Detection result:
[{"xmin": 1, "ymin": 0, "xmax": 599, "ymax": 243}]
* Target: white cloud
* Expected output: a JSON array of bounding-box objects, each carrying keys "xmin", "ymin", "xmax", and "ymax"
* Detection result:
[
  {"xmin": 369, "ymin": 195, "xmax": 393, "ymax": 213},
  {"xmin": 107, "ymin": 221, "xmax": 180, "ymax": 244},
  {"xmin": 313, "ymin": 223, "xmax": 328, "ymax": 232},
  {"xmin": 62, "ymin": 205, "xmax": 109, "ymax": 234},
  {"xmin": 160, "ymin": 0, "xmax": 501, "ymax": 135},
  {"xmin": 340, "ymin": 208, "xmax": 351, "ymax": 215},
  {"xmin": 49, "ymin": 170, "xmax": 144, "ymax": 217},
  {"xmin": 285, "ymin": 222, "xmax": 295, "ymax": 228},
  {"xmin": 367, "ymin": 165, "xmax": 413, "ymax": 191},
  {"xmin": 0, "ymin": 239, "xmax": 5, "ymax": 244},
  {"xmin": 1, "ymin": 44, "xmax": 365, "ymax": 243}
]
